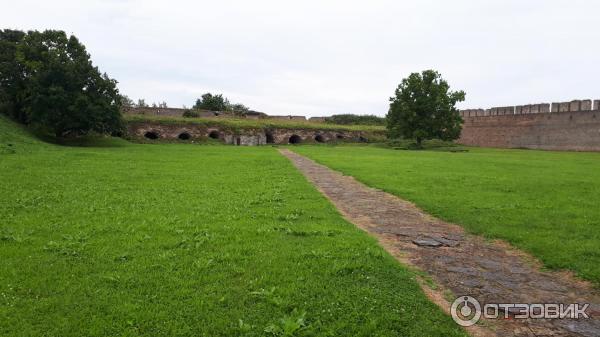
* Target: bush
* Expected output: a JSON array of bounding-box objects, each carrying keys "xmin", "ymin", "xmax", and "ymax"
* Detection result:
[{"xmin": 182, "ymin": 109, "xmax": 200, "ymax": 118}]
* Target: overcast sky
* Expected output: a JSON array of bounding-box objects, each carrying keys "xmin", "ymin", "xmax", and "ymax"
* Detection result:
[{"xmin": 2, "ymin": 0, "xmax": 599, "ymax": 117}]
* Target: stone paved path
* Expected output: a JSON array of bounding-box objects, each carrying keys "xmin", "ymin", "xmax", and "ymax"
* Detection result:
[{"xmin": 280, "ymin": 149, "xmax": 600, "ymax": 337}]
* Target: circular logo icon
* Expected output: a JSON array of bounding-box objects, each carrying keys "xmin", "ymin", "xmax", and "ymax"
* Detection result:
[{"xmin": 451, "ymin": 296, "xmax": 482, "ymax": 327}]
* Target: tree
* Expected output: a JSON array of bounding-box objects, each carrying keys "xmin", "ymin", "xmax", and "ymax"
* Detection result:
[
  {"xmin": 0, "ymin": 29, "xmax": 27, "ymax": 123},
  {"xmin": 387, "ymin": 70, "xmax": 465, "ymax": 147},
  {"xmin": 0, "ymin": 29, "xmax": 123, "ymax": 137},
  {"xmin": 136, "ymin": 99, "xmax": 148, "ymax": 108},
  {"xmin": 119, "ymin": 95, "xmax": 135, "ymax": 108},
  {"xmin": 158, "ymin": 101, "xmax": 168, "ymax": 108},
  {"xmin": 228, "ymin": 103, "xmax": 249, "ymax": 116},
  {"xmin": 193, "ymin": 93, "xmax": 229, "ymax": 111}
]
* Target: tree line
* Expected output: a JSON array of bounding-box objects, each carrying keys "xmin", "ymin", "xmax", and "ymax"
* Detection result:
[{"xmin": 122, "ymin": 92, "xmax": 252, "ymax": 117}]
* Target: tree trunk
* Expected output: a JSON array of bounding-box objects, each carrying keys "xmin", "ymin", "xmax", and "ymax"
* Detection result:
[{"xmin": 416, "ymin": 137, "xmax": 422, "ymax": 149}]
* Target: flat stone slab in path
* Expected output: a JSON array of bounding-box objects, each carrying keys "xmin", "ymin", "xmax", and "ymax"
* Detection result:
[{"xmin": 280, "ymin": 149, "xmax": 600, "ymax": 337}]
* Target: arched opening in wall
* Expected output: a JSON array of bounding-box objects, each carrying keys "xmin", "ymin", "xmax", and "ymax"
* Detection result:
[
  {"xmin": 265, "ymin": 132, "xmax": 274, "ymax": 144},
  {"xmin": 314, "ymin": 134, "xmax": 325, "ymax": 143},
  {"xmin": 178, "ymin": 132, "xmax": 191, "ymax": 140},
  {"xmin": 288, "ymin": 135, "xmax": 302, "ymax": 144},
  {"xmin": 358, "ymin": 136, "xmax": 368, "ymax": 143},
  {"xmin": 236, "ymin": 137, "xmax": 241, "ymax": 145},
  {"xmin": 144, "ymin": 131, "xmax": 159, "ymax": 140},
  {"xmin": 209, "ymin": 131, "xmax": 220, "ymax": 139},
  {"xmin": 336, "ymin": 134, "xmax": 344, "ymax": 140}
]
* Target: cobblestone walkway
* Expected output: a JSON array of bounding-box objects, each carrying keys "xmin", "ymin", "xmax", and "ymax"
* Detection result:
[{"xmin": 280, "ymin": 149, "xmax": 600, "ymax": 337}]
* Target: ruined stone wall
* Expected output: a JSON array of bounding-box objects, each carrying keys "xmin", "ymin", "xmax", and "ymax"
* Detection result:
[
  {"xmin": 126, "ymin": 121, "xmax": 373, "ymax": 146},
  {"xmin": 459, "ymin": 109, "xmax": 600, "ymax": 151}
]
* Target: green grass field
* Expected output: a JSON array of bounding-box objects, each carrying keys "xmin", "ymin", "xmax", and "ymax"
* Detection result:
[
  {"xmin": 292, "ymin": 145, "xmax": 600, "ymax": 287},
  {"xmin": 0, "ymin": 116, "xmax": 466, "ymax": 337}
]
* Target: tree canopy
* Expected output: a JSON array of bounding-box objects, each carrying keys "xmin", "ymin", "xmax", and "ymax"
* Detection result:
[
  {"xmin": 387, "ymin": 70, "xmax": 465, "ymax": 146},
  {"xmin": 0, "ymin": 29, "xmax": 123, "ymax": 137},
  {"xmin": 193, "ymin": 93, "xmax": 229, "ymax": 111},
  {"xmin": 192, "ymin": 92, "xmax": 250, "ymax": 116}
]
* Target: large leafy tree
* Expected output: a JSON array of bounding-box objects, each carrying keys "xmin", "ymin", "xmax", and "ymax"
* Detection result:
[
  {"xmin": 387, "ymin": 70, "xmax": 465, "ymax": 146},
  {"xmin": 0, "ymin": 29, "xmax": 123, "ymax": 137}
]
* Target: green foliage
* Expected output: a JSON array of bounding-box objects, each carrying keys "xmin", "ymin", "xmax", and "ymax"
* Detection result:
[
  {"xmin": 181, "ymin": 109, "xmax": 200, "ymax": 118},
  {"xmin": 325, "ymin": 114, "xmax": 385, "ymax": 126},
  {"xmin": 0, "ymin": 29, "xmax": 123, "ymax": 137},
  {"xmin": 387, "ymin": 70, "xmax": 465, "ymax": 146},
  {"xmin": 228, "ymin": 103, "xmax": 250, "ymax": 116},
  {"xmin": 193, "ymin": 93, "xmax": 229, "ymax": 111},
  {"xmin": 119, "ymin": 95, "xmax": 135, "ymax": 108},
  {"xmin": 293, "ymin": 145, "xmax": 600, "ymax": 287},
  {"xmin": 0, "ymin": 29, "xmax": 27, "ymax": 123},
  {"xmin": 0, "ymin": 116, "xmax": 467, "ymax": 337},
  {"xmin": 136, "ymin": 98, "xmax": 148, "ymax": 108},
  {"xmin": 192, "ymin": 92, "xmax": 250, "ymax": 116}
]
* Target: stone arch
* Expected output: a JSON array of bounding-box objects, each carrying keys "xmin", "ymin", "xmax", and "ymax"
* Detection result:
[
  {"xmin": 178, "ymin": 132, "xmax": 191, "ymax": 140},
  {"xmin": 208, "ymin": 130, "xmax": 220, "ymax": 139},
  {"xmin": 336, "ymin": 134, "xmax": 344, "ymax": 140},
  {"xmin": 265, "ymin": 131, "xmax": 275, "ymax": 144},
  {"xmin": 358, "ymin": 136, "xmax": 368, "ymax": 143},
  {"xmin": 288, "ymin": 134, "xmax": 302, "ymax": 144},
  {"xmin": 144, "ymin": 131, "xmax": 159, "ymax": 140},
  {"xmin": 314, "ymin": 134, "xmax": 325, "ymax": 143}
]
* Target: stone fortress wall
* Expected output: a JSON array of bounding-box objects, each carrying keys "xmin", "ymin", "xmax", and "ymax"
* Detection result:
[
  {"xmin": 126, "ymin": 121, "xmax": 373, "ymax": 146},
  {"xmin": 459, "ymin": 98, "xmax": 600, "ymax": 151}
]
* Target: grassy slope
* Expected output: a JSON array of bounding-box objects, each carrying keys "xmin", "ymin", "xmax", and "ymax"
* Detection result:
[
  {"xmin": 125, "ymin": 115, "xmax": 386, "ymax": 132},
  {"xmin": 0, "ymin": 116, "xmax": 466, "ymax": 337},
  {"xmin": 292, "ymin": 146, "xmax": 600, "ymax": 286}
]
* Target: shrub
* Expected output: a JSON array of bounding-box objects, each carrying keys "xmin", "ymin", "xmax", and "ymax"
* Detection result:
[{"xmin": 182, "ymin": 109, "xmax": 200, "ymax": 118}]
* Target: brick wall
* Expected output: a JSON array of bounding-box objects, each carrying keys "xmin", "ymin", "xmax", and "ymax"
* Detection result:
[{"xmin": 459, "ymin": 110, "xmax": 600, "ymax": 151}]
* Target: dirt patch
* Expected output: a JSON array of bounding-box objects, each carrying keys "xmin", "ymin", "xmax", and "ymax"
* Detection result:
[{"xmin": 279, "ymin": 149, "xmax": 600, "ymax": 337}]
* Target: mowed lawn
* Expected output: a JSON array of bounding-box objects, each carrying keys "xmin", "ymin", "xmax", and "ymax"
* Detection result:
[
  {"xmin": 0, "ymin": 117, "xmax": 466, "ymax": 337},
  {"xmin": 292, "ymin": 145, "xmax": 600, "ymax": 287}
]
